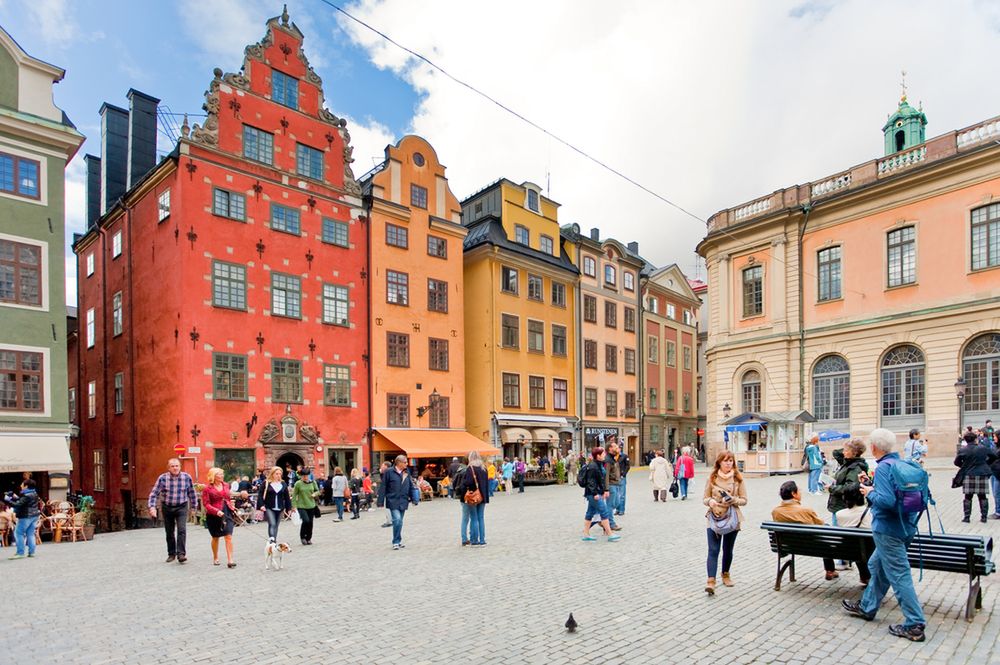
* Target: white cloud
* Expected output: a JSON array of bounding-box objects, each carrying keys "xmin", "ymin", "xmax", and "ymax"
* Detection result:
[
  {"xmin": 28, "ymin": 0, "xmax": 78, "ymax": 45},
  {"xmin": 177, "ymin": 0, "xmax": 272, "ymax": 69},
  {"xmin": 342, "ymin": 114, "xmax": 395, "ymax": 178},
  {"xmin": 338, "ymin": 0, "xmax": 1000, "ymax": 276}
]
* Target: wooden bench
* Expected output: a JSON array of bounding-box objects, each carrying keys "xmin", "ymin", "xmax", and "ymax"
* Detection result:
[{"xmin": 761, "ymin": 521, "xmax": 995, "ymax": 620}]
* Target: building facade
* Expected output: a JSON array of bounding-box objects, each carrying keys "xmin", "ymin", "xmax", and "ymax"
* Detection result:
[
  {"xmin": 698, "ymin": 97, "xmax": 1000, "ymax": 468},
  {"xmin": 690, "ymin": 277, "xmax": 708, "ymax": 459},
  {"xmin": 73, "ymin": 11, "xmax": 368, "ymax": 527},
  {"xmin": 0, "ymin": 27, "xmax": 83, "ymax": 499},
  {"xmin": 462, "ymin": 180, "xmax": 580, "ymax": 459}
]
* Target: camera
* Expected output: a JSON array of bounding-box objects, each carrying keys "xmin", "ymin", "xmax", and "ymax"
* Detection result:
[{"xmin": 718, "ymin": 490, "xmax": 732, "ymax": 502}]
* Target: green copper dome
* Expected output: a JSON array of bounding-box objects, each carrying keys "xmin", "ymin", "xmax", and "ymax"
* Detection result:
[{"xmin": 883, "ymin": 96, "xmax": 927, "ymax": 155}]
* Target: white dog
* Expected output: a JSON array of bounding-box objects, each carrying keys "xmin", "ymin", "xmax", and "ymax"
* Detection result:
[{"xmin": 264, "ymin": 541, "xmax": 291, "ymax": 571}]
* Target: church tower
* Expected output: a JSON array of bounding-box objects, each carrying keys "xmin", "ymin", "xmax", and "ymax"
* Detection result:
[{"xmin": 882, "ymin": 73, "xmax": 927, "ymax": 155}]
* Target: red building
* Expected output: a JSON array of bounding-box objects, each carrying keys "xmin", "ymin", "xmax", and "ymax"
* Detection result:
[{"xmin": 73, "ymin": 10, "xmax": 369, "ymax": 528}]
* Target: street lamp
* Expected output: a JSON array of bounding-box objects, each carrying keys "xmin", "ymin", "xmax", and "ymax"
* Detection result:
[
  {"xmin": 722, "ymin": 403, "xmax": 732, "ymax": 420},
  {"xmin": 416, "ymin": 388, "xmax": 441, "ymax": 418},
  {"xmin": 955, "ymin": 376, "xmax": 967, "ymax": 433}
]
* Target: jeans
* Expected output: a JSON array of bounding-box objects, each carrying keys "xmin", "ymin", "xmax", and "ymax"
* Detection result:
[
  {"xmin": 808, "ymin": 467, "xmax": 822, "ymax": 493},
  {"xmin": 606, "ymin": 485, "xmax": 621, "ymax": 526},
  {"xmin": 297, "ymin": 508, "xmax": 313, "ymax": 541},
  {"xmin": 333, "ymin": 497, "xmax": 345, "ymax": 520},
  {"xmin": 516, "ymin": 473, "xmax": 525, "ymax": 492},
  {"xmin": 993, "ymin": 477, "xmax": 1000, "ymax": 516},
  {"xmin": 14, "ymin": 515, "xmax": 38, "ymax": 556},
  {"xmin": 585, "ymin": 495, "xmax": 612, "ymax": 522},
  {"xmin": 461, "ymin": 502, "xmax": 486, "ymax": 544},
  {"xmin": 861, "ymin": 531, "xmax": 926, "ymax": 628},
  {"xmin": 162, "ymin": 504, "xmax": 188, "ymax": 555},
  {"xmin": 390, "ymin": 508, "xmax": 405, "ymax": 545},
  {"xmin": 706, "ymin": 528, "xmax": 738, "ymax": 578},
  {"xmin": 488, "ymin": 479, "xmax": 498, "ymax": 497},
  {"xmin": 350, "ymin": 494, "xmax": 360, "ymax": 517},
  {"xmin": 618, "ymin": 475, "xmax": 628, "ymax": 514},
  {"xmin": 679, "ymin": 477, "xmax": 689, "ymax": 499},
  {"xmin": 264, "ymin": 507, "xmax": 282, "ymax": 540}
]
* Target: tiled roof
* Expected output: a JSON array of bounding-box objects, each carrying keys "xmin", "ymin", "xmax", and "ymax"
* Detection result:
[{"xmin": 464, "ymin": 216, "xmax": 579, "ymax": 274}]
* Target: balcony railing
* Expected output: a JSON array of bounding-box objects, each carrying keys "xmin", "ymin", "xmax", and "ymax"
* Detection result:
[{"xmin": 877, "ymin": 145, "xmax": 926, "ymax": 175}]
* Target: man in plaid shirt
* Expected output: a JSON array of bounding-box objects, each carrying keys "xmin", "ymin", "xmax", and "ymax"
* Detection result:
[{"xmin": 147, "ymin": 458, "xmax": 196, "ymax": 563}]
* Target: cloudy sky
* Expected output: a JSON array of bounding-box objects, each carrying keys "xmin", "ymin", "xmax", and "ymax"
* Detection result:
[{"xmin": 4, "ymin": 0, "xmax": 1000, "ymax": 303}]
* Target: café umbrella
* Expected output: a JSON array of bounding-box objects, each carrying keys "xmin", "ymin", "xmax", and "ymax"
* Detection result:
[{"xmin": 816, "ymin": 430, "xmax": 851, "ymax": 442}]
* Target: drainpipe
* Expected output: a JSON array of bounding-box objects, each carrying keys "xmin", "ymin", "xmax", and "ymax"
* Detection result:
[
  {"xmin": 638, "ymin": 276, "xmax": 645, "ymax": 461},
  {"xmin": 96, "ymin": 222, "xmax": 111, "ymax": 529},
  {"xmin": 797, "ymin": 203, "xmax": 814, "ymax": 411},
  {"xmin": 363, "ymin": 194, "xmax": 374, "ymax": 472},
  {"xmin": 125, "ymin": 200, "xmax": 138, "ymax": 527}
]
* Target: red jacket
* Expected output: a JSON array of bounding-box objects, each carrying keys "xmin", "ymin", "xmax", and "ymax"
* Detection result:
[
  {"xmin": 202, "ymin": 483, "xmax": 235, "ymax": 516},
  {"xmin": 674, "ymin": 455, "xmax": 695, "ymax": 479}
]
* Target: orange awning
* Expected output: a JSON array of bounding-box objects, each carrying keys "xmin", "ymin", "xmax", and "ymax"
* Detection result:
[{"xmin": 373, "ymin": 430, "xmax": 501, "ymax": 459}]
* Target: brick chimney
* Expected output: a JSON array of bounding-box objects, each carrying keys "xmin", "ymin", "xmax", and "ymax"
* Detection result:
[{"xmin": 126, "ymin": 89, "xmax": 159, "ymax": 188}]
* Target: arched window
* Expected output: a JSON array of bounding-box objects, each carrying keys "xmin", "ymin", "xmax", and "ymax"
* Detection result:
[
  {"xmin": 741, "ymin": 370, "xmax": 761, "ymax": 413},
  {"xmin": 963, "ymin": 333, "xmax": 1000, "ymax": 424},
  {"xmin": 813, "ymin": 355, "xmax": 850, "ymax": 423},
  {"xmin": 881, "ymin": 345, "xmax": 925, "ymax": 427}
]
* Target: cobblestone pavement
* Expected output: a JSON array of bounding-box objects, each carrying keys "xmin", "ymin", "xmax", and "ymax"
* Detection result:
[{"xmin": 4, "ymin": 461, "xmax": 998, "ymax": 664}]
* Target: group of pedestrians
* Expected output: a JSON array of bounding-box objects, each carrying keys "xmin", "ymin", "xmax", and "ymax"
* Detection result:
[
  {"xmin": 648, "ymin": 447, "xmax": 695, "ymax": 501},
  {"xmin": 953, "ymin": 423, "xmax": 1000, "ymax": 522}
]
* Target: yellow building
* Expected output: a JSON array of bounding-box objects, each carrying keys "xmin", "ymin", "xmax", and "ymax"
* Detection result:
[{"xmin": 462, "ymin": 180, "xmax": 580, "ymax": 460}]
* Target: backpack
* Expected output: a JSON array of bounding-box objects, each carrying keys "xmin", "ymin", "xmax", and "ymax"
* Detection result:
[
  {"xmin": 452, "ymin": 465, "xmax": 468, "ymax": 497},
  {"xmin": 577, "ymin": 463, "xmax": 590, "ymax": 488},
  {"xmin": 886, "ymin": 457, "xmax": 930, "ymax": 516}
]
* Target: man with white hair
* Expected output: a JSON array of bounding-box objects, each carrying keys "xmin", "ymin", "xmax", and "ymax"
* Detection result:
[{"xmin": 842, "ymin": 428, "xmax": 927, "ymax": 642}]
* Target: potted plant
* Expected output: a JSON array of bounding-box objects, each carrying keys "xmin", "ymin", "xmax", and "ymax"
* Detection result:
[
  {"xmin": 555, "ymin": 460, "xmax": 566, "ymax": 484},
  {"xmin": 76, "ymin": 495, "xmax": 96, "ymax": 540}
]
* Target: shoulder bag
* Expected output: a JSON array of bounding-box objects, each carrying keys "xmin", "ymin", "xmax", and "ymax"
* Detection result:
[
  {"xmin": 707, "ymin": 484, "xmax": 739, "ymax": 535},
  {"xmin": 464, "ymin": 467, "xmax": 483, "ymax": 506}
]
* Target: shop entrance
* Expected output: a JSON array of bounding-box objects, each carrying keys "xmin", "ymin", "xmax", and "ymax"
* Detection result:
[
  {"xmin": 275, "ymin": 452, "xmax": 305, "ymax": 479},
  {"xmin": 327, "ymin": 448, "xmax": 357, "ymax": 475}
]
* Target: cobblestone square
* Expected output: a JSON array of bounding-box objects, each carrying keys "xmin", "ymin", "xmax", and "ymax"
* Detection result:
[{"xmin": 4, "ymin": 463, "xmax": 997, "ymax": 664}]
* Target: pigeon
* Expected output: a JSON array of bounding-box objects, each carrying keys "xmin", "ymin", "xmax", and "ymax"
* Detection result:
[{"xmin": 565, "ymin": 613, "xmax": 578, "ymax": 633}]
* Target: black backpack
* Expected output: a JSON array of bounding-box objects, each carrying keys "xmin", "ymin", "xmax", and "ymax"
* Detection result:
[
  {"xmin": 452, "ymin": 465, "xmax": 468, "ymax": 496},
  {"xmin": 577, "ymin": 463, "xmax": 590, "ymax": 488}
]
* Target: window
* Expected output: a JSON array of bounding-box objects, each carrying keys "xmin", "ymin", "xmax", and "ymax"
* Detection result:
[
  {"xmin": 322, "ymin": 218, "xmax": 349, "ymax": 247},
  {"xmin": 624, "ymin": 348, "xmax": 636, "ymax": 375},
  {"xmin": 683, "ymin": 346, "xmax": 692, "ymax": 370},
  {"xmin": 881, "ymin": 345, "xmax": 924, "ymax": 422},
  {"xmin": 429, "ymin": 396, "xmax": 449, "ymax": 429},
  {"xmin": 971, "ymin": 204, "xmax": 1000, "ymax": 270},
  {"xmin": 243, "ymin": 125, "xmax": 274, "ymax": 165},
  {"xmin": 583, "ymin": 255, "xmax": 596, "ymax": 277},
  {"xmin": 648, "ymin": 387, "xmax": 658, "ymax": 410},
  {"xmin": 387, "ymin": 332, "xmax": 410, "ymax": 367},
  {"xmin": 0, "ymin": 350, "xmax": 43, "ymax": 411},
  {"xmin": 271, "ymin": 358, "xmax": 302, "ymax": 403},
  {"xmin": 322, "ymin": 284, "xmax": 349, "ymax": 326},
  {"xmin": 429, "ymin": 338, "xmax": 449, "ymax": 371},
  {"xmin": 552, "ymin": 324, "xmax": 567, "ymax": 356},
  {"xmin": 741, "ymin": 370, "xmax": 761, "ymax": 413},
  {"xmin": 962, "ymin": 333, "xmax": 1000, "ymax": 419},
  {"xmin": 213, "ymin": 188, "xmax": 246, "ymax": 221},
  {"xmin": 605, "ymin": 390, "xmax": 618, "ymax": 418},
  {"xmin": 501, "ymin": 314, "xmax": 519, "ymax": 349},
  {"xmin": 86, "ymin": 253, "xmax": 94, "ymax": 277},
  {"xmin": 157, "ymin": 189, "xmax": 171, "ymax": 221},
  {"xmin": 647, "ymin": 336, "xmax": 658, "ymax": 363},
  {"xmin": 87, "ymin": 381, "xmax": 96, "ymax": 418},
  {"xmin": 213, "ymin": 261, "xmax": 246, "ymax": 310},
  {"xmin": 501, "ymin": 266, "xmax": 518, "ymax": 294},
  {"xmin": 323, "ymin": 365, "xmax": 351, "ymax": 406},
  {"xmin": 527, "ymin": 274, "xmax": 543, "ymax": 301},
  {"xmin": 214, "ymin": 353, "xmax": 247, "ymax": 400},
  {"xmin": 387, "ymin": 393, "xmax": 410, "ymax": 427},
  {"xmin": 93, "ymin": 450, "xmax": 105, "ymax": 492},
  {"xmin": 666, "ymin": 303, "xmax": 676, "ymax": 319},
  {"xmin": 410, "ymin": 184, "xmax": 428, "ymax": 209},
  {"xmin": 584, "ymin": 339, "xmax": 598, "ymax": 369},
  {"xmin": 623, "ymin": 271, "xmax": 635, "ymax": 291},
  {"xmin": 295, "ymin": 143, "xmax": 324, "ymax": 180},
  {"xmin": 813, "ymin": 355, "xmax": 850, "ymax": 422},
  {"xmin": 68, "ymin": 387, "xmax": 76, "ymax": 423},
  {"xmin": 624, "ymin": 306, "xmax": 635, "ymax": 332},
  {"xmin": 554, "ymin": 379, "xmax": 568, "ymax": 411},
  {"xmin": 271, "ymin": 273, "xmax": 301, "ymax": 318},
  {"xmin": 540, "ymin": 235, "xmax": 554, "ymax": 255},
  {"xmin": 742, "ymin": 265, "xmax": 763, "ymax": 317},
  {"xmin": 270, "ymin": 203, "xmax": 301, "ymax": 235},
  {"xmin": 817, "ymin": 246, "xmax": 842, "ymax": 301},
  {"xmin": 386, "ymin": 270, "xmax": 409, "ymax": 306},
  {"xmin": 427, "ymin": 279, "xmax": 448, "ymax": 313},
  {"xmin": 666, "ymin": 389, "xmax": 675, "ymax": 411},
  {"xmin": 604, "ymin": 264, "xmax": 616, "ymax": 287},
  {"xmin": 112, "ymin": 231, "xmax": 122, "ymax": 258},
  {"xmin": 427, "ymin": 235, "xmax": 447, "ymax": 258},
  {"xmin": 683, "ymin": 310, "xmax": 693, "ymax": 326},
  {"xmin": 0, "ymin": 239, "xmax": 41, "ymax": 306},
  {"xmin": 528, "ymin": 320, "xmax": 544, "ymax": 353},
  {"xmin": 683, "ymin": 392, "xmax": 691, "ymax": 413},
  {"xmin": 625, "ymin": 392, "xmax": 636, "ymax": 417},
  {"xmin": 887, "ymin": 226, "xmax": 916, "ymax": 287},
  {"xmin": 604, "ymin": 300, "xmax": 617, "ymax": 328},
  {"xmin": 551, "ymin": 282, "xmax": 566, "ymax": 307},
  {"xmin": 529, "ymin": 376, "xmax": 545, "ymax": 409},
  {"xmin": 605, "ymin": 344, "xmax": 618, "ymax": 372},
  {"xmin": 272, "ymin": 70, "xmax": 298, "ymax": 109},
  {"xmin": 502, "ymin": 373, "xmax": 520, "ymax": 408},
  {"xmin": 583, "ymin": 295, "xmax": 597, "ymax": 323},
  {"xmin": 112, "ymin": 292, "xmax": 123, "ymax": 336},
  {"xmin": 646, "ymin": 296, "xmax": 659, "ymax": 314},
  {"xmin": 526, "ymin": 189, "xmax": 540, "ymax": 213},
  {"xmin": 666, "ymin": 341, "xmax": 676, "ymax": 367},
  {"xmin": 515, "ymin": 225, "xmax": 529, "ymax": 245},
  {"xmin": 0, "ymin": 151, "xmax": 40, "ymax": 199},
  {"xmin": 113, "ymin": 372, "xmax": 124, "ymax": 414},
  {"xmin": 585, "ymin": 387, "xmax": 598, "ymax": 416},
  {"xmin": 386, "ymin": 223, "xmax": 408, "ymax": 249},
  {"xmin": 86, "ymin": 308, "xmax": 95, "ymax": 349},
  {"xmin": 649, "ymin": 424, "xmax": 661, "ymax": 444}
]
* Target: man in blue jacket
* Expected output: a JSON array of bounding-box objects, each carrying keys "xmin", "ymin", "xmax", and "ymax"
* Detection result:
[
  {"xmin": 8, "ymin": 478, "xmax": 41, "ymax": 560},
  {"xmin": 842, "ymin": 428, "xmax": 926, "ymax": 642},
  {"xmin": 377, "ymin": 455, "xmax": 414, "ymax": 550}
]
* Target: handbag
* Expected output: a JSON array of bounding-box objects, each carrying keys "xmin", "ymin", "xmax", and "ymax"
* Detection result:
[
  {"xmin": 708, "ymin": 506, "xmax": 739, "ymax": 535},
  {"xmin": 669, "ymin": 479, "xmax": 679, "ymax": 498},
  {"xmin": 343, "ymin": 485, "xmax": 352, "ymax": 500},
  {"xmin": 464, "ymin": 468, "xmax": 483, "ymax": 506},
  {"xmin": 951, "ymin": 468, "xmax": 966, "ymax": 489}
]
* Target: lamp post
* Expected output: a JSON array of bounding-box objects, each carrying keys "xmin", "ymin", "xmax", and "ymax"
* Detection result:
[{"xmin": 954, "ymin": 376, "xmax": 967, "ymax": 435}]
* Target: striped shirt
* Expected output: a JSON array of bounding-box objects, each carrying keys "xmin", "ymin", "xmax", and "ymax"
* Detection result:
[{"xmin": 147, "ymin": 471, "xmax": 197, "ymax": 508}]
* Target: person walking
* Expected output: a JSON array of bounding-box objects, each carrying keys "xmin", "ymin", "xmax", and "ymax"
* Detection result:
[
  {"xmin": 329, "ymin": 467, "xmax": 348, "ymax": 521},
  {"xmin": 257, "ymin": 466, "xmax": 292, "ymax": 543},
  {"xmin": 675, "ymin": 446, "xmax": 695, "ymax": 500},
  {"xmin": 147, "ymin": 458, "xmax": 197, "ymax": 563},
  {"xmin": 649, "ymin": 450, "xmax": 670, "ymax": 502},
  {"xmin": 514, "ymin": 457, "xmax": 526, "ymax": 493},
  {"xmin": 377, "ymin": 454, "xmax": 415, "ymax": 550},
  {"xmin": 486, "ymin": 460, "xmax": 498, "ymax": 498},
  {"xmin": 459, "ymin": 451, "xmax": 489, "ymax": 546},
  {"xmin": 566, "ymin": 452, "xmax": 579, "ymax": 487},
  {"xmin": 827, "ymin": 439, "xmax": 870, "ymax": 523},
  {"xmin": 580, "ymin": 447, "xmax": 619, "ymax": 542},
  {"xmin": 376, "ymin": 461, "xmax": 392, "ymax": 527},
  {"xmin": 903, "ymin": 429, "xmax": 928, "ymax": 465},
  {"xmin": 703, "ymin": 450, "xmax": 747, "ymax": 595},
  {"xmin": 7, "ymin": 478, "xmax": 41, "ymax": 560},
  {"xmin": 291, "ymin": 469, "xmax": 320, "ymax": 544},
  {"xmin": 201, "ymin": 467, "xmax": 237, "ymax": 568},
  {"xmin": 842, "ymin": 428, "xmax": 927, "ymax": 642},
  {"xmin": 612, "ymin": 442, "xmax": 630, "ymax": 515},
  {"xmin": 804, "ymin": 435, "xmax": 823, "ymax": 494},
  {"xmin": 348, "ymin": 468, "xmax": 364, "ymax": 519},
  {"xmin": 501, "ymin": 458, "xmax": 514, "ymax": 494},
  {"xmin": 954, "ymin": 431, "xmax": 997, "ymax": 523},
  {"xmin": 447, "ymin": 457, "xmax": 462, "ymax": 499},
  {"xmin": 771, "ymin": 480, "xmax": 838, "ymax": 580},
  {"xmin": 603, "ymin": 442, "xmax": 624, "ymax": 530}
]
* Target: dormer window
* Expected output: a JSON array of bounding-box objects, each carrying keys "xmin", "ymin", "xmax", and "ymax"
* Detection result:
[
  {"xmin": 526, "ymin": 188, "xmax": 540, "ymax": 213},
  {"xmin": 272, "ymin": 70, "xmax": 299, "ymax": 110}
]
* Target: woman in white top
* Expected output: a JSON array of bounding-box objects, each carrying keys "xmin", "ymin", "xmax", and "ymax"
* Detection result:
[{"xmin": 833, "ymin": 487, "xmax": 872, "ymax": 585}]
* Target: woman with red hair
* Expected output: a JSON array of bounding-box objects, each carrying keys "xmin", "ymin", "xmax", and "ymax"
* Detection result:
[{"xmin": 703, "ymin": 451, "xmax": 747, "ymax": 594}]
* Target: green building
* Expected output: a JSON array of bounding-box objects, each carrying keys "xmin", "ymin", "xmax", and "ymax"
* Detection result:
[{"xmin": 0, "ymin": 26, "xmax": 84, "ymax": 499}]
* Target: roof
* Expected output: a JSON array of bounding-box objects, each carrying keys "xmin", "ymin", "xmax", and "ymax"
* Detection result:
[
  {"xmin": 688, "ymin": 278, "xmax": 708, "ymax": 292},
  {"xmin": 722, "ymin": 410, "xmax": 816, "ymax": 426},
  {"xmin": 464, "ymin": 216, "xmax": 579, "ymax": 275},
  {"xmin": 372, "ymin": 429, "xmax": 501, "ymax": 459}
]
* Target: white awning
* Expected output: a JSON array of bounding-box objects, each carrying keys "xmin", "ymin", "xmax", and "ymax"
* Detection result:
[
  {"xmin": 495, "ymin": 414, "xmax": 569, "ymax": 428},
  {"xmin": 500, "ymin": 427, "xmax": 533, "ymax": 444},
  {"xmin": 0, "ymin": 433, "xmax": 73, "ymax": 473},
  {"xmin": 532, "ymin": 428, "xmax": 560, "ymax": 443}
]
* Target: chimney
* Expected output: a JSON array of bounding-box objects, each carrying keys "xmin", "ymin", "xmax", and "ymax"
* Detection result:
[
  {"xmin": 627, "ymin": 241, "xmax": 639, "ymax": 254},
  {"xmin": 99, "ymin": 102, "xmax": 129, "ymax": 214},
  {"xmin": 126, "ymin": 89, "xmax": 160, "ymax": 188},
  {"xmin": 84, "ymin": 154, "xmax": 102, "ymax": 227},
  {"xmin": 590, "ymin": 227, "xmax": 600, "ymax": 241}
]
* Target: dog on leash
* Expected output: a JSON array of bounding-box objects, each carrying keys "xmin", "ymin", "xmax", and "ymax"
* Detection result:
[{"xmin": 264, "ymin": 541, "xmax": 291, "ymax": 571}]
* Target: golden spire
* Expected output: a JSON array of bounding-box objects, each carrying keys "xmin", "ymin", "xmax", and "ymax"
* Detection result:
[{"xmin": 900, "ymin": 69, "xmax": 908, "ymax": 103}]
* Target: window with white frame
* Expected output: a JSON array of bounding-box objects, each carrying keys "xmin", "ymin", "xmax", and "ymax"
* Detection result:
[
  {"xmin": 540, "ymin": 235, "xmax": 554, "ymax": 255},
  {"xmin": 604, "ymin": 264, "xmax": 616, "ymax": 287},
  {"xmin": 971, "ymin": 204, "xmax": 1000, "ymax": 271},
  {"xmin": 887, "ymin": 226, "xmax": 916, "ymax": 287},
  {"xmin": 623, "ymin": 271, "xmax": 635, "ymax": 291},
  {"xmin": 86, "ymin": 308, "xmax": 95, "ymax": 348},
  {"xmin": 93, "ymin": 449, "xmax": 105, "ymax": 491},
  {"xmin": 813, "ymin": 355, "xmax": 850, "ymax": 422},
  {"xmin": 583, "ymin": 255, "xmax": 596, "ymax": 277},
  {"xmin": 112, "ymin": 231, "xmax": 122, "ymax": 258},
  {"xmin": 157, "ymin": 189, "xmax": 171, "ymax": 221},
  {"xmin": 87, "ymin": 380, "xmax": 96, "ymax": 418},
  {"xmin": 741, "ymin": 370, "xmax": 762, "ymax": 413},
  {"xmin": 112, "ymin": 292, "xmax": 123, "ymax": 336},
  {"xmin": 322, "ymin": 284, "xmax": 349, "ymax": 326},
  {"xmin": 86, "ymin": 253, "xmax": 94, "ymax": 277}
]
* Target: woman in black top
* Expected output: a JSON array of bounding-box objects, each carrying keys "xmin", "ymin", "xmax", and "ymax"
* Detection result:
[
  {"xmin": 581, "ymin": 447, "xmax": 619, "ymax": 542},
  {"xmin": 257, "ymin": 466, "xmax": 292, "ymax": 541},
  {"xmin": 955, "ymin": 432, "xmax": 998, "ymax": 523}
]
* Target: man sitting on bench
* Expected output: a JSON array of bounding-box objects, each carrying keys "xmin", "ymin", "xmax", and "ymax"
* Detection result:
[{"xmin": 771, "ymin": 480, "xmax": 838, "ymax": 581}]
